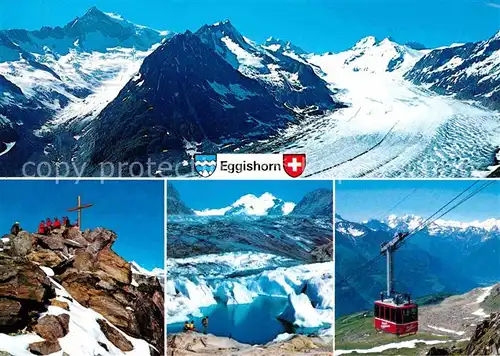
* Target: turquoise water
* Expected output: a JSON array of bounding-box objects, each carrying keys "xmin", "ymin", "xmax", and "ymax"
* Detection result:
[{"xmin": 167, "ymin": 296, "xmax": 329, "ymax": 345}]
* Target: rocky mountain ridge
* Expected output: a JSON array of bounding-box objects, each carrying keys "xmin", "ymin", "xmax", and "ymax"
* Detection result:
[{"xmin": 0, "ymin": 226, "xmax": 164, "ymax": 355}]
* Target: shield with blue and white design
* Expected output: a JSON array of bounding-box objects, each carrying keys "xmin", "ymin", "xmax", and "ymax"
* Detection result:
[{"xmin": 194, "ymin": 154, "xmax": 217, "ymax": 178}]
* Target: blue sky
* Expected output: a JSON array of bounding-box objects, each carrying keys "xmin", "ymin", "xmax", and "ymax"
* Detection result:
[
  {"xmin": 0, "ymin": 180, "xmax": 164, "ymax": 270},
  {"xmin": 336, "ymin": 180, "xmax": 499, "ymax": 222},
  {"xmin": 1, "ymin": 0, "xmax": 498, "ymax": 52},
  {"xmin": 170, "ymin": 180, "xmax": 332, "ymax": 210}
]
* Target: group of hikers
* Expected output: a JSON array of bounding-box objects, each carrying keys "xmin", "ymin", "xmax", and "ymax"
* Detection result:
[
  {"xmin": 183, "ymin": 316, "xmax": 209, "ymax": 334},
  {"xmin": 9, "ymin": 216, "xmax": 76, "ymax": 237},
  {"xmin": 37, "ymin": 217, "xmax": 73, "ymax": 235}
]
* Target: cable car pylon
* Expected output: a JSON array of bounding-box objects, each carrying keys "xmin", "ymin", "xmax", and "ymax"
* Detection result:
[{"xmin": 374, "ymin": 231, "xmax": 418, "ymax": 336}]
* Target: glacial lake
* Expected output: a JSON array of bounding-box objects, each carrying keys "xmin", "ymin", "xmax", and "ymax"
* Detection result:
[{"xmin": 167, "ymin": 296, "xmax": 329, "ymax": 345}]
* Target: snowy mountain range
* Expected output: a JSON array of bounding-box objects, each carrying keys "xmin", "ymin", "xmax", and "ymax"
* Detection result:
[
  {"xmin": 335, "ymin": 214, "xmax": 500, "ymax": 316},
  {"xmin": 1, "ymin": 7, "xmax": 499, "ymax": 177},
  {"xmin": 406, "ymin": 31, "xmax": 500, "ymax": 110},
  {"xmin": 194, "ymin": 192, "xmax": 295, "ymax": 216}
]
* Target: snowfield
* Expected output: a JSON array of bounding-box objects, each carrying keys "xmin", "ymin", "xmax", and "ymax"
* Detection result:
[{"xmin": 167, "ymin": 252, "xmax": 333, "ymax": 332}]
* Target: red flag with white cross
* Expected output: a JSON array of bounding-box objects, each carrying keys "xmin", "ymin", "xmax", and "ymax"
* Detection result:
[{"xmin": 283, "ymin": 154, "xmax": 306, "ymax": 178}]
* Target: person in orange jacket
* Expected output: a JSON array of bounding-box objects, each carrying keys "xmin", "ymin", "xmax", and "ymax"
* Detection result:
[
  {"xmin": 53, "ymin": 217, "xmax": 61, "ymax": 229},
  {"xmin": 38, "ymin": 221, "xmax": 46, "ymax": 235}
]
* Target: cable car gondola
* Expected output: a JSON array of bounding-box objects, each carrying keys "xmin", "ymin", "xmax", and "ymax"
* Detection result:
[{"xmin": 374, "ymin": 231, "xmax": 418, "ymax": 336}]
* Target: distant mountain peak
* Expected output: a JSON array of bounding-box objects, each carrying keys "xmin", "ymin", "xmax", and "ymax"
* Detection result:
[
  {"xmin": 76, "ymin": 6, "xmax": 115, "ymax": 24},
  {"xmin": 200, "ymin": 19, "xmax": 240, "ymax": 36},
  {"xmin": 263, "ymin": 36, "xmax": 306, "ymax": 54},
  {"xmin": 85, "ymin": 6, "xmax": 104, "ymax": 16},
  {"xmin": 354, "ymin": 36, "xmax": 378, "ymax": 49},
  {"xmin": 383, "ymin": 214, "xmax": 500, "ymax": 234},
  {"xmin": 194, "ymin": 192, "xmax": 295, "ymax": 217}
]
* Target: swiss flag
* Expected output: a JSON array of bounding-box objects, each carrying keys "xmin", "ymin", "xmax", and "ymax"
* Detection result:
[{"xmin": 283, "ymin": 154, "xmax": 306, "ymax": 178}]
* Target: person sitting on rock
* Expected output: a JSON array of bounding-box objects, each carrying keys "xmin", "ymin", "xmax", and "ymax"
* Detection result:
[
  {"xmin": 46, "ymin": 218, "xmax": 53, "ymax": 231},
  {"xmin": 183, "ymin": 321, "xmax": 190, "ymax": 332},
  {"xmin": 189, "ymin": 320, "xmax": 196, "ymax": 331},
  {"xmin": 38, "ymin": 221, "xmax": 46, "ymax": 235},
  {"xmin": 53, "ymin": 217, "xmax": 61, "ymax": 229},
  {"xmin": 10, "ymin": 222, "xmax": 22, "ymax": 236}
]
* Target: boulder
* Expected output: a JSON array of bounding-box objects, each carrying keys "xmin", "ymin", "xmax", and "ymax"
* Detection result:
[
  {"xmin": 8, "ymin": 234, "xmax": 32, "ymax": 256},
  {"xmin": 0, "ymin": 256, "xmax": 54, "ymax": 333},
  {"xmin": 33, "ymin": 314, "xmax": 70, "ymax": 341},
  {"xmin": 427, "ymin": 347, "xmax": 450, "ymax": 355},
  {"xmin": 59, "ymin": 271, "xmax": 101, "ymax": 305},
  {"xmin": 84, "ymin": 228, "xmax": 117, "ymax": 254},
  {"xmin": 73, "ymin": 251, "xmax": 95, "ymax": 272},
  {"xmin": 0, "ymin": 299, "xmax": 22, "ymax": 327},
  {"xmin": 63, "ymin": 239, "xmax": 83, "ymax": 248},
  {"xmin": 38, "ymin": 236, "xmax": 65, "ymax": 251},
  {"xmin": 64, "ymin": 228, "xmax": 88, "ymax": 247},
  {"xmin": 96, "ymin": 249, "xmax": 131, "ymax": 285},
  {"xmin": 27, "ymin": 249, "xmax": 64, "ymax": 268},
  {"xmin": 0, "ymin": 255, "xmax": 53, "ymax": 303},
  {"xmin": 89, "ymin": 294, "xmax": 132, "ymax": 328},
  {"xmin": 28, "ymin": 340, "xmax": 61, "ymax": 355},
  {"xmin": 97, "ymin": 319, "xmax": 134, "ymax": 352},
  {"xmin": 49, "ymin": 299, "xmax": 69, "ymax": 311}
]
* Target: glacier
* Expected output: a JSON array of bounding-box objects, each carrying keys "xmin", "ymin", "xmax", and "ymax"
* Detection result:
[
  {"xmin": 244, "ymin": 37, "xmax": 500, "ymax": 178},
  {"xmin": 167, "ymin": 252, "xmax": 333, "ymax": 335},
  {"xmin": 278, "ymin": 293, "xmax": 324, "ymax": 328}
]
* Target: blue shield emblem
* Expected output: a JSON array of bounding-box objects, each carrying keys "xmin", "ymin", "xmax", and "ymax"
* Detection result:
[{"xmin": 194, "ymin": 154, "xmax": 217, "ymax": 177}]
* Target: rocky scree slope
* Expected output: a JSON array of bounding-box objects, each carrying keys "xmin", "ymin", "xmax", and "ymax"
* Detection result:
[
  {"xmin": 427, "ymin": 312, "xmax": 500, "ymax": 355},
  {"xmin": 0, "ymin": 227, "xmax": 164, "ymax": 355}
]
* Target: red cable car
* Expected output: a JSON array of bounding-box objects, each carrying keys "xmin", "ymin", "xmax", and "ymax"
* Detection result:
[
  {"xmin": 374, "ymin": 297, "xmax": 418, "ymax": 336},
  {"xmin": 374, "ymin": 232, "xmax": 418, "ymax": 336}
]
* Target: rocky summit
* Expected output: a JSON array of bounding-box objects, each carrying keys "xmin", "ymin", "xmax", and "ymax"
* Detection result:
[
  {"xmin": 167, "ymin": 332, "xmax": 332, "ymax": 355},
  {"xmin": 0, "ymin": 226, "xmax": 164, "ymax": 355}
]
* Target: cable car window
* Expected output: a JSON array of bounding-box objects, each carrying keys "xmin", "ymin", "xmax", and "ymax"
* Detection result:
[
  {"xmin": 395, "ymin": 308, "xmax": 402, "ymax": 324},
  {"xmin": 402, "ymin": 308, "xmax": 410, "ymax": 323},
  {"xmin": 410, "ymin": 307, "xmax": 418, "ymax": 322},
  {"xmin": 374, "ymin": 304, "xmax": 379, "ymax": 317}
]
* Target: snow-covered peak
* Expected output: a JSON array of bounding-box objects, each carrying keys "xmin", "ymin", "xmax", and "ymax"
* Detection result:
[
  {"xmin": 194, "ymin": 192, "xmax": 295, "ymax": 217},
  {"xmin": 354, "ymin": 36, "xmax": 378, "ymax": 49},
  {"xmin": 384, "ymin": 215, "xmax": 500, "ymax": 234},
  {"xmin": 386, "ymin": 214, "xmax": 424, "ymax": 230},
  {"xmin": 0, "ymin": 7, "xmax": 169, "ymax": 57},
  {"xmin": 263, "ymin": 37, "xmax": 306, "ymax": 55},
  {"xmin": 431, "ymin": 218, "xmax": 500, "ymax": 232},
  {"xmin": 130, "ymin": 261, "xmax": 164, "ymax": 277},
  {"xmin": 197, "ymin": 20, "xmax": 245, "ymax": 44},
  {"xmin": 313, "ymin": 35, "xmax": 425, "ymax": 75}
]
